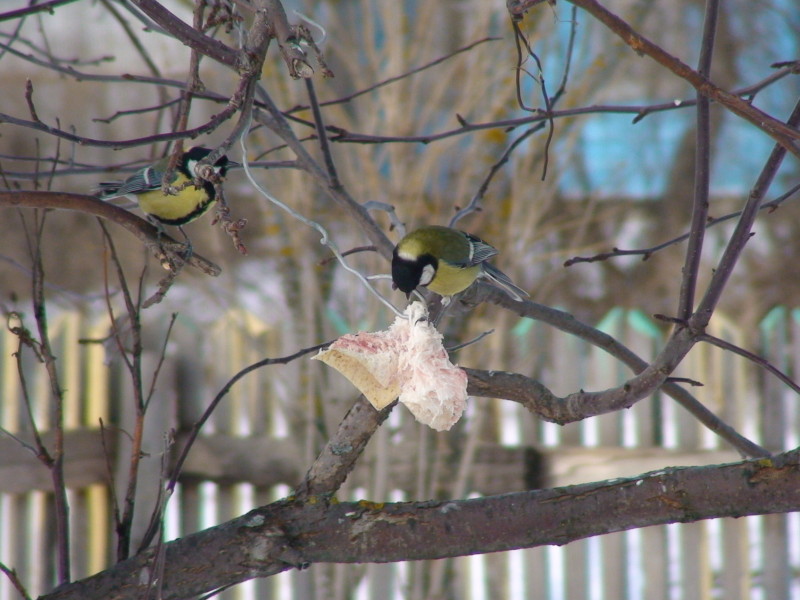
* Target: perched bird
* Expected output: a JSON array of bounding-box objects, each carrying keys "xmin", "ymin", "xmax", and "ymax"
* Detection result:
[
  {"xmin": 95, "ymin": 146, "xmax": 237, "ymax": 227},
  {"xmin": 391, "ymin": 225, "xmax": 528, "ymax": 301}
]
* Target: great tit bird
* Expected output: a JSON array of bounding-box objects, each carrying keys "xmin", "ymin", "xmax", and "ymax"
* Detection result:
[
  {"xmin": 391, "ymin": 225, "xmax": 528, "ymax": 301},
  {"xmin": 95, "ymin": 146, "xmax": 237, "ymax": 227}
]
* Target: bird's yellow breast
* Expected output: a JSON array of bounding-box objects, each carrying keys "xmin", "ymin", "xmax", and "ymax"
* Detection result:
[
  {"xmin": 426, "ymin": 262, "xmax": 481, "ymax": 296},
  {"xmin": 136, "ymin": 173, "xmax": 211, "ymax": 221}
]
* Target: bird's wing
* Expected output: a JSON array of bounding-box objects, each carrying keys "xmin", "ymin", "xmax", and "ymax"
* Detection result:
[
  {"xmin": 462, "ymin": 232, "xmax": 499, "ymax": 266},
  {"xmin": 95, "ymin": 166, "xmax": 164, "ymax": 199}
]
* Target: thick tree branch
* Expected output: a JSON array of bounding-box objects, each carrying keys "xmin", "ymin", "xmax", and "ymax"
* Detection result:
[
  {"xmin": 40, "ymin": 449, "xmax": 800, "ymax": 600},
  {"xmin": 295, "ymin": 397, "xmax": 395, "ymax": 500},
  {"xmin": 128, "ymin": 0, "xmax": 238, "ymax": 68}
]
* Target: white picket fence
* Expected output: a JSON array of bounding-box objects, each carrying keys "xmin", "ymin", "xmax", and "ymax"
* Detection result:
[{"xmin": 1, "ymin": 306, "xmax": 798, "ymax": 600}]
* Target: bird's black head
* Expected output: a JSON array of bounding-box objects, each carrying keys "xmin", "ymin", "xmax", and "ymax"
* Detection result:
[
  {"xmin": 392, "ymin": 250, "xmax": 437, "ymax": 298},
  {"xmin": 183, "ymin": 147, "xmax": 235, "ymax": 177}
]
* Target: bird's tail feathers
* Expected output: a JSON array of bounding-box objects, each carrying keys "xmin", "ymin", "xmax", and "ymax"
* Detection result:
[
  {"xmin": 481, "ymin": 263, "xmax": 529, "ymax": 302},
  {"xmin": 93, "ymin": 182, "xmax": 123, "ymax": 198}
]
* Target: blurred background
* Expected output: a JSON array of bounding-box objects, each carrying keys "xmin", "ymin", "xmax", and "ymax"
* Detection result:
[{"xmin": 1, "ymin": 0, "xmax": 799, "ymax": 598}]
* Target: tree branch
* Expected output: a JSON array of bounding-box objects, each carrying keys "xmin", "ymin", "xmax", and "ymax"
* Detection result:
[
  {"xmin": 692, "ymin": 96, "xmax": 800, "ymax": 326},
  {"xmin": 40, "ymin": 449, "xmax": 800, "ymax": 600},
  {"xmin": 509, "ymin": 0, "xmax": 800, "ymax": 156},
  {"xmin": 127, "ymin": 0, "xmax": 238, "ymax": 68},
  {"xmin": 563, "ymin": 181, "xmax": 800, "ymax": 266},
  {"xmin": 466, "ymin": 290, "xmax": 769, "ymax": 458},
  {"xmin": 677, "ymin": 0, "xmax": 718, "ymax": 320},
  {"xmin": 0, "ymin": 192, "xmax": 221, "ymax": 276},
  {"xmin": 0, "ymin": 0, "xmax": 80, "ymax": 23}
]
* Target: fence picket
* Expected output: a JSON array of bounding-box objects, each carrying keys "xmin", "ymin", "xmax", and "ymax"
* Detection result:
[{"xmin": 1, "ymin": 307, "xmax": 798, "ymax": 599}]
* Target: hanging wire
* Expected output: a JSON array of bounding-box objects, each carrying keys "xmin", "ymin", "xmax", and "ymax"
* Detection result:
[{"xmin": 238, "ymin": 134, "xmax": 405, "ymax": 318}]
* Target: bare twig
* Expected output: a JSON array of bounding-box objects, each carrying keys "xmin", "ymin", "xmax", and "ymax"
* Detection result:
[
  {"xmin": 305, "ymin": 78, "xmax": 340, "ymax": 187},
  {"xmin": 7, "ymin": 314, "xmax": 51, "ymax": 460},
  {"xmin": 677, "ymin": 0, "xmax": 719, "ymax": 321},
  {"xmin": 21, "ymin": 210, "xmax": 71, "ymax": 582},
  {"xmin": 208, "ymin": 80, "xmax": 256, "ymax": 255},
  {"xmin": 563, "ymin": 182, "xmax": 800, "ymax": 266},
  {"xmin": 98, "ymin": 418, "xmax": 123, "ymax": 542},
  {"xmin": 167, "ymin": 0, "xmax": 207, "ymax": 160},
  {"xmin": 511, "ymin": 20, "xmax": 553, "ymax": 179},
  {"xmin": 0, "ymin": 0, "xmax": 80, "ymax": 23},
  {"xmin": 23, "ymin": 80, "xmax": 39, "ymax": 122},
  {"xmin": 1, "ymin": 67, "xmax": 792, "ymax": 156},
  {"xmin": 239, "ymin": 134, "xmax": 402, "ymax": 316},
  {"xmin": 665, "ymin": 376, "xmax": 703, "ymax": 387},
  {"xmin": 447, "ymin": 329, "xmax": 495, "ymax": 352},
  {"xmin": 139, "ymin": 433, "xmax": 175, "ymax": 597},
  {"xmin": 143, "ymin": 313, "xmax": 178, "ymax": 412},
  {"xmin": 551, "ymin": 5, "xmax": 579, "ymax": 105},
  {"xmin": 137, "ymin": 341, "xmax": 332, "ymax": 550},
  {"xmin": 317, "ymin": 244, "xmax": 376, "ymax": 266},
  {"xmin": 549, "ymin": 0, "xmax": 800, "ymax": 155},
  {"xmin": 98, "ymin": 0, "xmax": 171, "ymax": 138},
  {"xmin": 691, "ymin": 96, "xmax": 800, "ymax": 327},
  {"xmin": 451, "ymin": 9, "xmax": 577, "ymax": 225},
  {"xmin": 142, "ymin": 264, "xmax": 184, "ymax": 309},
  {"xmin": 93, "ymin": 99, "xmax": 182, "ymax": 125},
  {"xmin": 0, "ymin": 562, "xmax": 32, "ymax": 600},
  {"xmin": 699, "ymin": 333, "xmax": 800, "ymax": 396},
  {"xmin": 449, "ymin": 124, "xmax": 543, "ymax": 228},
  {"xmin": 98, "ymin": 223, "xmax": 148, "ymax": 561},
  {"xmin": 0, "ymin": 105, "xmax": 239, "ymax": 149},
  {"xmin": 289, "ymin": 35, "xmax": 499, "ymax": 107}
]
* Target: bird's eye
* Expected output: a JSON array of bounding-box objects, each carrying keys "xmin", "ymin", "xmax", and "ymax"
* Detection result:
[{"xmin": 419, "ymin": 264, "xmax": 436, "ymax": 286}]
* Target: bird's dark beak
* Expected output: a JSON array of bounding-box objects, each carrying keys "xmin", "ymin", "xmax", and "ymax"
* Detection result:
[
  {"xmin": 226, "ymin": 160, "xmax": 242, "ymax": 169},
  {"xmin": 390, "ymin": 281, "xmax": 412, "ymax": 300}
]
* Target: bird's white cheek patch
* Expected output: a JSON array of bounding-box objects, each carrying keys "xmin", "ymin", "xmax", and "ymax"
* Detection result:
[{"xmin": 419, "ymin": 264, "xmax": 436, "ymax": 286}]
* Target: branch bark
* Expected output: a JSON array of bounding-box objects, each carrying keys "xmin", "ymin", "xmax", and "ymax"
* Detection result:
[
  {"xmin": 462, "ymin": 290, "xmax": 770, "ymax": 458},
  {"xmin": 40, "ymin": 448, "xmax": 800, "ymax": 600},
  {"xmin": 128, "ymin": 0, "xmax": 238, "ymax": 68},
  {"xmin": 0, "ymin": 192, "xmax": 221, "ymax": 276}
]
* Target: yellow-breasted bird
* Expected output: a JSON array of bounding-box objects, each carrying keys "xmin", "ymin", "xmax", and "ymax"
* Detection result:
[
  {"xmin": 391, "ymin": 225, "xmax": 528, "ymax": 301},
  {"xmin": 95, "ymin": 146, "xmax": 237, "ymax": 227}
]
